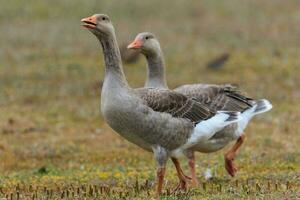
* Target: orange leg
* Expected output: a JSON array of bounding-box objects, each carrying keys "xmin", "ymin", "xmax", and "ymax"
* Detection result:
[
  {"xmin": 171, "ymin": 157, "xmax": 191, "ymax": 193},
  {"xmin": 188, "ymin": 153, "xmax": 199, "ymax": 187},
  {"xmin": 224, "ymin": 134, "xmax": 246, "ymax": 177},
  {"xmin": 156, "ymin": 167, "xmax": 166, "ymax": 196}
]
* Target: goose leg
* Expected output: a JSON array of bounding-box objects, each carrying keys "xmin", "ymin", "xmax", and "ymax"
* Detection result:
[
  {"xmin": 156, "ymin": 167, "xmax": 166, "ymax": 196},
  {"xmin": 224, "ymin": 134, "xmax": 246, "ymax": 177},
  {"xmin": 171, "ymin": 157, "xmax": 191, "ymax": 193},
  {"xmin": 153, "ymin": 146, "xmax": 169, "ymax": 196},
  {"xmin": 183, "ymin": 150, "xmax": 199, "ymax": 187},
  {"xmin": 187, "ymin": 153, "xmax": 199, "ymax": 187}
]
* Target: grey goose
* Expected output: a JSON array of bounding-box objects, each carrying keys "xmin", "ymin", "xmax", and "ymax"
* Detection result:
[
  {"xmin": 81, "ymin": 15, "xmax": 240, "ymax": 195},
  {"xmin": 127, "ymin": 32, "xmax": 272, "ymax": 185}
]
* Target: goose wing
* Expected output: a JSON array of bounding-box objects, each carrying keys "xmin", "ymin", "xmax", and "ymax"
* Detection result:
[
  {"xmin": 135, "ymin": 88, "xmax": 216, "ymax": 124},
  {"xmin": 174, "ymin": 84, "xmax": 254, "ymax": 112}
]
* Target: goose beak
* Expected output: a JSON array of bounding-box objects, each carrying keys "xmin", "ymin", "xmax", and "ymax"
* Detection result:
[
  {"xmin": 127, "ymin": 39, "xmax": 142, "ymax": 49},
  {"xmin": 81, "ymin": 16, "xmax": 97, "ymax": 29}
]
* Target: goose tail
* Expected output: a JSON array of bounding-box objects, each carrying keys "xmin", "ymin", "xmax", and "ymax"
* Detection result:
[
  {"xmin": 253, "ymin": 99, "xmax": 273, "ymax": 115},
  {"xmin": 236, "ymin": 99, "xmax": 272, "ymax": 135}
]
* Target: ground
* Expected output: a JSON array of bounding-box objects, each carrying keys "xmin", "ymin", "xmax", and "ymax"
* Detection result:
[{"xmin": 0, "ymin": 0, "xmax": 299, "ymax": 199}]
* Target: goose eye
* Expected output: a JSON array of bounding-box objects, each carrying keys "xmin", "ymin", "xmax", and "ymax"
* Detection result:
[
  {"xmin": 102, "ymin": 17, "xmax": 106, "ymax": 20},
  {"xmin": 145, "ymin": 36, "xmax": 149, "ymax": 40}
]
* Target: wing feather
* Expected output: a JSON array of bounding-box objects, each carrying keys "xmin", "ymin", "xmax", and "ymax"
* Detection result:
[
  {"xmin": 174, "ymin": 84, "xmax": 255, "ymax": 112},
  {"xmin": 135, "ymin": 88, "xmax": 215, "ymax": 124}
]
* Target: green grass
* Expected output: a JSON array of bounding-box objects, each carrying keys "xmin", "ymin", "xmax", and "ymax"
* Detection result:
[{"xmin": 0, "ymin": 0, "xmax": 300, "ymax": 199}]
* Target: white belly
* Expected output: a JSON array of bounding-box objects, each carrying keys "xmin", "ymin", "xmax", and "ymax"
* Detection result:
[
  {"xmin": 191, "ymin": 123, "xmax": 239, "ymax": 153},
  {"xmin": 191, "ymin": 137, "xmax": 232, "ymax": 153}
]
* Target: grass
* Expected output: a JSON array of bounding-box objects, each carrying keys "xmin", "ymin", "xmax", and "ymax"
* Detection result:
[{"xmin": 0, "ymin": 0, "xmax": 300, "ymax": 199}]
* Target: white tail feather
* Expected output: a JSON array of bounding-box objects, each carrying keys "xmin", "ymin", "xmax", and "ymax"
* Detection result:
[
  {"xmin": 254, "ymin": 99, "xmax": 273, "ymax": 115},
  {"xmin": 237, "ymin": 99, "xmax": 272, "ymax": 134}
]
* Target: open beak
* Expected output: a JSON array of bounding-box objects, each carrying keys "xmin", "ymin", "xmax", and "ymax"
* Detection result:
[
  {"xmin": 127, "ymin": 39, "xmax": 142, "ymax": 49},
  {"xmin": 81, "ymin": 16, "xmax": 97, "ymax": 29}
]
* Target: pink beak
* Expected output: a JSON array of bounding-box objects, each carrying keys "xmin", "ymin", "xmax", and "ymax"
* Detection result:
[
  {"xmin": 127, "ymin": 38, "xmax": 142, "ymax": 49},
  {"xmin": 81, "ymin": 15, "xmax": 97, "ymax": 29}
]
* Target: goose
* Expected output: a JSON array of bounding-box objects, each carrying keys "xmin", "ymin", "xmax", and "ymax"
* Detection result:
[
  {"xmin": 81, "ymin": 14, "xmax": 240, "ymax": 195},
  {"xmin": 127, "ymin": 32, "xmax": 273, "ymax": 185}
]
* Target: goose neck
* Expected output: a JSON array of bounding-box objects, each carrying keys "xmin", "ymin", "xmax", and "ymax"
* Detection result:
[
  {"xmin": 98, "ymin": 33, "xmax": 128, "ymax": 88},
  {"xmin": 145, "ymin": 52, "xmax": 168, "ymax": 89}
]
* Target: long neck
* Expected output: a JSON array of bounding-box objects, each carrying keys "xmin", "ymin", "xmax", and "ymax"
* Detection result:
[
  {"xmin": 98, "ymin": 32, "xmax": 128, "ymax": 89},
  {"xmin": 145, "ymin": 51, "xmax": 168, "ymax": 89}
]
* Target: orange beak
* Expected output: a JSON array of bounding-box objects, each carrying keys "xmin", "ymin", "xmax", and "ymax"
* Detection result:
[
  {"xmin": 127, "ymin": 39, "xmax": 142, "ymax": 49},
  {"xmin": 81, "ymin": 16, "xmax": 97, "ymax": 29}
]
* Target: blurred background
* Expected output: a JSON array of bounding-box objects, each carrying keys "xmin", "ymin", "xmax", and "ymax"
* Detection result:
[{"xmin": 0, "ymin": 0, "xmax": 299, "ymax": 198}]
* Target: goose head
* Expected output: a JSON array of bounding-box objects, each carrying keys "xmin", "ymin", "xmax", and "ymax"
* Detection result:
[
  {"xmin": 127, "ymin": 32, "xmax": 162, "ymax": 57},
  {"xmin": 81, "ymin": 14, "xmax": 114, "ymax": 38}
]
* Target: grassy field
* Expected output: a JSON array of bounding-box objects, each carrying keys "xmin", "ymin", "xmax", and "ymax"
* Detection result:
[{"xmin": 0, "ymin": 0, "xmax": 299, "ymax": 199}]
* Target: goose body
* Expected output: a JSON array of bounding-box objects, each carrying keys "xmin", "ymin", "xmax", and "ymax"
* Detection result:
[
  {"xmin": 128, "ymin": 32, "xmax": 272, "ymax": 180},
  {"xmin": 81, "ymin": 15, "xmax": 239, "ymax": 195}
]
